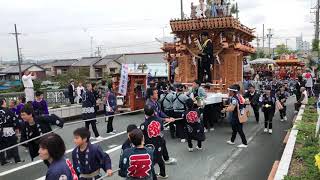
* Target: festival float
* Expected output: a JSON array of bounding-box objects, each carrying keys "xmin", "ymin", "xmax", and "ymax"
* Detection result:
[
  {"xmin": 275, "ymin": 54, "xmax": 305, "ymax": 80},
  {"xmin": 162, "ymin": 0, "xmax": 256, "ymax": 92},
  {"xmin": 112, "ymin": 72, "xmax": 147, "ymax": 112}
]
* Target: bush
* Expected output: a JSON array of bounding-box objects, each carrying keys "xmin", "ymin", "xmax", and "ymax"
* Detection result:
[{"xmin": 285, "ymin": 100, "xmax": 320, "ymax": 180}]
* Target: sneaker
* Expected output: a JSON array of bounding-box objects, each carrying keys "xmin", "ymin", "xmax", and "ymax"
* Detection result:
[
  {"xmin": 1, "ymin": 161, "xmax": 9, "ymax": 166},
  {"xmin": 196, "ymin": 146, "xmax": 203, "ymax": 150},
  {"xmin": 180, "ymin": 139, "xmax": 186, "ymax": 143},
  {"xmin": 264, "ymin": 128, "xmax": 268, "ymax": 133},
  {"xmin": 157, "ymin": 174, "xmax": 169, "ymax": 179},
  {"xmin": 210, "ymin": 128, "xmax": 215, "ymax": 131},
  {"xmin": 268, "ymin": 129, "xmax": 273, "ymax": 134},
  {"xmin": 237, "ymin": 144, "xmax": 248, "ymax": 148},
  {"xmin": 107, "ymin": 131, "xmax": 116, "ymax": 135},
  {"xmin": 165, "ymin": 158, "xmax": 177, "ymax": 165},
  {"xmin": 109, "ymin": 132, "xmax": 116, "ymax": 135},
  {"xmin": 95, "ymin": 136, "xmax": 104, "ymax": 141},
  {"xmin": 15, "ymin": 160, "xmax": 25, "ymax": 164},
  {"xmin": 226, "ymin": 140, "xmax": 235, "ymax": 145},
  {"xmin": 284, "ymin": 116, "xmax": 288, "ymax": 121},
  {"xmin": 280, "ymin": 119, "xmax": 284, "ymax": 122},
  {"xmin": 188, "ymin": 148, "xmax": 194, "ymax": 152},
  {"xmin": 204, "ymin": 129, "xmax": 208, "ymax": 133}
]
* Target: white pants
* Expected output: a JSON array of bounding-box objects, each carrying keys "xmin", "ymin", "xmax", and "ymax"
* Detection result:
[{"xmin": 24, "ymin": 88, "xmax": 34, "ymax": 102}]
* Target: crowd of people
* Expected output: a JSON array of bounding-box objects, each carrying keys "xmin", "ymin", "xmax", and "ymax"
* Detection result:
[
  {"xmin": 0, "ymin": 89, "xmax": 59, "ymax": 165},
  {"xmin": 1, "ymin": 67, "xmax": 317, "ymax": 179}
]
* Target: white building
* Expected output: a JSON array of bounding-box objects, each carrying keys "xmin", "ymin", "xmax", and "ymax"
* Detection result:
[
  {"xmin": 117, "ymin": 52, "xmax": 168, "ymax": 78},
  {"xmin": 296, "ymin": 35, "xmax": 310, "ymax": 52}
]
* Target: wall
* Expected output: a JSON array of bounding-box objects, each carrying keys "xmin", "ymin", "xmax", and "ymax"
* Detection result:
[{"xmin": 54, "ymin": 66, "xmax": 72, "ymax": 75}]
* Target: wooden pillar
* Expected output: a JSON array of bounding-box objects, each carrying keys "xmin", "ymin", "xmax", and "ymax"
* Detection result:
[
  {"xmin": 219, "ymin": 49, "xmax": 243, "ymax": 89},
  {"xmin": 175, "ymin": 55, "xmax": 197, "ymax": 83}
]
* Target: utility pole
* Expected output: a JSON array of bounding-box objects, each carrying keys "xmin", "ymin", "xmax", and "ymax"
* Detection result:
[
  {"xmin": 90, "ymin": 36, "xmax": 93, "ymax": 57},
  {"xmin": 9, "ymin": 24, "xmax": 22, "ymax": 82},
  {"xmin": 96, "ymin": 46, "xmax": 102, "ymax": 57},
  {"xmin": 180, "ymin": 0, "xmax": 184, "ymax": 19},
  {"xmin": 317, "ymin": 0, "xmax": 320, "ymax": 61},
  {"xmin": 19, "ymin": 48, "xmax": 23, "ymax": 64},
  {"xmin": 267, "ymin": 28, "xmax": 273, "ymax": 57},
  {"xmin": 311, "ymin": 0, "xmax": 320, "ymax": 60},
  {"xmin": 262, "ymin": 24, "xmax": 265, "ymax": 50}
]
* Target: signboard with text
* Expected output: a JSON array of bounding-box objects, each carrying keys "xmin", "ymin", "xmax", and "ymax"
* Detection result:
[{"xmin": 118, "ymin": 64, "xmax": 129, "ymax": 95}]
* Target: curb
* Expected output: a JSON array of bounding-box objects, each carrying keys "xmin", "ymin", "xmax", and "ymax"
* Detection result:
[{"xmin": 273, "ymin": 105, "xmax": 305, "ymax": 180}]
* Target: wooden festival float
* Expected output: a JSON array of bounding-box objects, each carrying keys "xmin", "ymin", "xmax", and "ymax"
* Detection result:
[
  {"xmin": 112, "ymin": 73, "xmax": 147, "ymax": 111},
  {"xmin": 162, "ymin": 16, "xmax": 256, "ymax": 92},
  {"xmin": 275, "ymin": 54, "xmax": 305, "ymax": 80}
]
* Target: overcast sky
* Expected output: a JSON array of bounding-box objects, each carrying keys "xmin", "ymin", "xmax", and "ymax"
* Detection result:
[{"xmin": 0, "ymin": 0, "xmax": 315, "ymax": 61}]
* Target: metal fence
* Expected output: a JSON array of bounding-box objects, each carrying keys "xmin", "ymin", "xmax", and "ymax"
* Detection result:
[{"xmin": 0, "ymin": 89, "xmax": 69, "ymax": 106}]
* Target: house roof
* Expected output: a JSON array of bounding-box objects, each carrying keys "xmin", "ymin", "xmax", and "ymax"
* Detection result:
[
  {"xmin": 0, "ymin": 64, "xmax": 45, "ymax": 74},
  {"xmin": 118, "ymin": 52, "xmax": 166, "ymax": 64},
  {"xmin": 72, "ymin": 57, "xmax": 101, "ymax": 67},
  {"xmin": 94, "ymin": 54, "xmax": 123, "ymax": 66},
  {"xmin": 51, "ymin": 59, "xmax": 78, "ymax": 67}
]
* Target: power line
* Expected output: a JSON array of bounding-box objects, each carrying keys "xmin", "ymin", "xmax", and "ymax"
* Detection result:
[
  {"xmin": 20, "ymin": 41, "xmax": 160, "ymax": 60},
  {"xmin": 0, "ymin": 22, "xmax": 169, "ymax": 37}
]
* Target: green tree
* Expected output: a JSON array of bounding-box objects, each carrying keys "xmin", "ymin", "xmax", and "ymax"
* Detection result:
[
  {"xmin": 50, "ymin": 69, "xmax": 89, "ymax": 88},
  {"xmin": 312, "ymin": 39, "xmax": 319, "ymax": 52},
  {"xmin": 275, "ymin": 44, "xmax": 290, "ymax": 55},
  {"xmin": 250, "ymin": 51, "xmax": 266, "ymax": 60}
]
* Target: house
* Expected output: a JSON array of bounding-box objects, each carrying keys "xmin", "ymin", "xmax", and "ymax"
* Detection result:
[
  {"xmin": 0, "ymin": 64, "xmax": 46, "ymax": 80},
  {"xmin": 50, "ymin": 59, "xmax": 78, "ymax": 75},
  {"xmin": 118, "ymin": 52, "xmax": 168, "ymax": 77},
  {"xmin": 71, "ymin": 57, "xmax": 101, "ymax": 78},
  {"xmin": 38, "ymin": 60, "xmax": 58, "ymax": 76},
  {"xmin": 93, "ymin": 54, "xmax": 122, "ymax": 78}
]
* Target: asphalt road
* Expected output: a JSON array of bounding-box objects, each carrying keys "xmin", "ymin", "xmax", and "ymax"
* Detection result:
[{"xmin": 0, "ymin": 98, "xmax": 295, "ymax": 180}]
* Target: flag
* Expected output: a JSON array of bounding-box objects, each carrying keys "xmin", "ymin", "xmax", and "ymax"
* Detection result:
[{"xmin": 118, "ymin": 64, "xmax": 129, "ymax": 95}]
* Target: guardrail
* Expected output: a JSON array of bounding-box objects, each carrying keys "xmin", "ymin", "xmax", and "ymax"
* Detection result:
[
  {"xmin": 0, "ymin": 89, "xmax": 69, "ymax": 106},
  {"xmin": 0, "ymin": 108, "xmax": 181, "ymax": 153}
]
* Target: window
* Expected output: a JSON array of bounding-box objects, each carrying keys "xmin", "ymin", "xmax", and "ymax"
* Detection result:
[
  {"xmin": 109, "ymin": 68, "xmax": 117, "ymax": 74},
  {"xmin": 61, "ymin": 68, "xmax": 68, "ymax": 74}
]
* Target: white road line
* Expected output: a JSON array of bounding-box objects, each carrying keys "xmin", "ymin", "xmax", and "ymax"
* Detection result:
[
  {"xmin": 35, "ymin": 145, "xmax": 122, "ymax": 180},
  {"xmin": 108, "ymin": 144, "xmax": 118, "ymax": 148},
  {"xmin": 210, "ymin": 125, "xmax": 262, "ymax": 180},
  {"xmin": 0, "ymin": 131, "xmax": 126, "ymax": 177}
]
